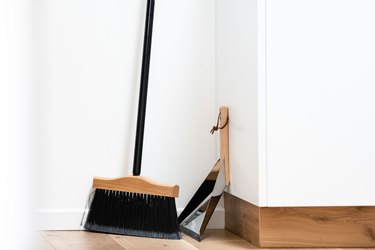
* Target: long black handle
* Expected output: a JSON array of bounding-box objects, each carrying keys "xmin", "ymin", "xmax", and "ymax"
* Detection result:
[{"xmin": 133, "ymin": 0, "xmax": 155, "ymax": 176}]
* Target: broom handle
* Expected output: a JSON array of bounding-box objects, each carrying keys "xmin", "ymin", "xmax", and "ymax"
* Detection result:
[{"xmin": 133, "ymin": 0, "xmax": 155, "ymax": 176}]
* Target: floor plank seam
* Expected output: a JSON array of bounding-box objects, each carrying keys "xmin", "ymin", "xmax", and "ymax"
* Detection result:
[{"xmin": 40, "ymin": 232, "xmax": 57, "ymax": 250}]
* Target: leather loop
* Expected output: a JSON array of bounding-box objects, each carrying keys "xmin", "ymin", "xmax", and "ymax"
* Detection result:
[{"xmin": 210, "ymin": 112, "xmax": 229, "ymax": 134}]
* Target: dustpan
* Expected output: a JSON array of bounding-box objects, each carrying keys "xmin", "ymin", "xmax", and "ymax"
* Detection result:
[{"xmin": 178, "ymin": 107, "xmax": 230, "ymax": 241}]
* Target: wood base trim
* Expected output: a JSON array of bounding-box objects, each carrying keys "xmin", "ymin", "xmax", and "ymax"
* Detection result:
[
  {"xmin": 224, "ymin": 192, "xmax": 260, "ymax": 246},
  {"xmin": 224, "ymin": 192, "xmax": 375, "ymax": 248}
]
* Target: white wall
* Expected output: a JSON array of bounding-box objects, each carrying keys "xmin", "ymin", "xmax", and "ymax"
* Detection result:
[
  {"xmin": 216, "ymin": 0, "xmax": 266, "ymax": 206},
  {"xmin": 0, "ymin": 0, "xmax": 33, "ymax": 248},
  {"xmin": 34, "ymin": 0, "xmax": 217, "ymax": 229}
]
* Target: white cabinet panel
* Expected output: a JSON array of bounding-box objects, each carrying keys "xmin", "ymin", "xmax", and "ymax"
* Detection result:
[{"xmin": 266, "ymin": 0, "xmax": 375, "ymax": 206}]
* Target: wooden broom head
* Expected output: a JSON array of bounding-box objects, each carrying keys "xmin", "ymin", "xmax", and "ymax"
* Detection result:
[
  {"xmin": 86, "ymin": 176, "xmax": 181, "ymax": 239},
  {"xmin": 92, "ymin": 176, "xmax": 179, "ymax": 198}
]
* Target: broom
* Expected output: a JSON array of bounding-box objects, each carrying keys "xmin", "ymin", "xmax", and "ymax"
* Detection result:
[{"xmin": 83, "ymin": 0, "xmax": 181, "ymax": 239}]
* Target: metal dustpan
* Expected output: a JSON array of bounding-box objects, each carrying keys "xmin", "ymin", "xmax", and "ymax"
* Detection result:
[{"xmin": 178, "ymin": 107, "xmax": 230, "ymax": 241}]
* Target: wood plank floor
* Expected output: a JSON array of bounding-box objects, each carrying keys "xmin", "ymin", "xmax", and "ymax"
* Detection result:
[{"xmin": 35, "ymin": 230, "xmax": 373, "ymax": 249}]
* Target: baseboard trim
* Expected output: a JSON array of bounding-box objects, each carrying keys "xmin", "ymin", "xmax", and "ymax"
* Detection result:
[
  {"xmin": 36, "ymin": 209, "xmax": 85, "ymax": 230},
  {"xmin": 224, "ymin": 193, "xmax": 260, "ymax": 246},
  {"xmin": 224, "ymin": 192, "xmax": 375, "ymax": 248},
  {"xmin": 36, "ymin": 206, "xmax": 225, "ymax": 230}
]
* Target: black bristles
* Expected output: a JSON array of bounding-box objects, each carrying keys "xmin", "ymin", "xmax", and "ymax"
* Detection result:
[{"xmin": 84, "ymin": 189, "xmax": 181, "ymax": 240}]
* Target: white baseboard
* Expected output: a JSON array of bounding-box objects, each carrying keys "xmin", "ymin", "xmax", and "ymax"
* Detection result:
[{"xmin": 35, "ymin": 206, "xmax": 225, "ymax": 230}]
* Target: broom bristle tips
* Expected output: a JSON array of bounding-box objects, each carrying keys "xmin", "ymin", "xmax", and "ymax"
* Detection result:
[{"xmin": 83, "ymin": 188, "xmax": 181, "ymax": 240}]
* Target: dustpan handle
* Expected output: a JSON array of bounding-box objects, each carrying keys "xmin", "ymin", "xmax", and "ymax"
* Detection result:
[
  {"xmin": 219, "ymin": 107, "xmax": 230, "ymax": 186},
  {"xmin": 133, "ymin": 0, "xmax": 155, "ymax": 176}
]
